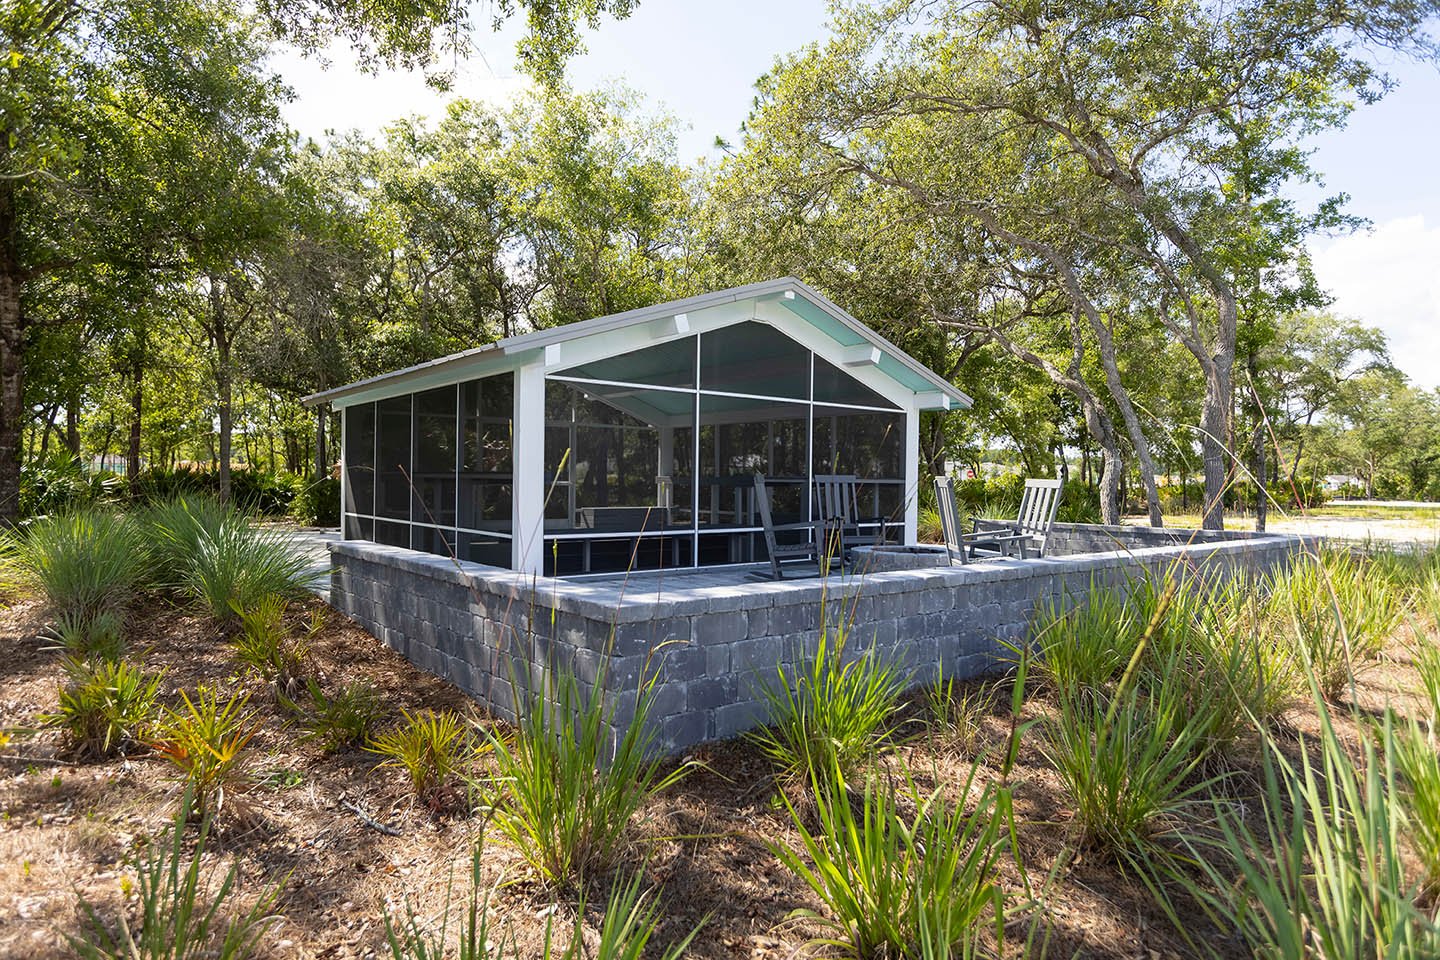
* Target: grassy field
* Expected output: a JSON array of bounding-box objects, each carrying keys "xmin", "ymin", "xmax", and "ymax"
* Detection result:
[
  {"xmin": 2, "ymin": 502, "xmax": 1440, "ymax": 958},
  {"xmin": 1134, "ymin": 502, "xmax": 1440, "ymax": 530}
]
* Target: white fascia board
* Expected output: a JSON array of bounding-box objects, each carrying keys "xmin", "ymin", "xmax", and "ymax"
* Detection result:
[
  {"xmin": 324, "ymin": 352, "xmax": 520, "ymax": 410},
  {"xmin": 545, "ymin": 300, "xmax": 754, "ymax": 374}
]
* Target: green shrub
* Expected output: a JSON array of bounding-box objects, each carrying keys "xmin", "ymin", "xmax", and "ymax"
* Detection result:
[
  {"xmin": 749, "ymin": 618, "xmax": 905, "ymax": 784},
  {"xmin": 45, "ymin": 658, "xmax": 162, "ymax": 760},
  {"xmin": 230, "ymin": 594, "xmax": 310, "ymax": 696},
  {"xmin": 294, "ymin": 679, "xmax": 384, "ymax": 752},
  {"xmin": 1177, "ymin": 704, "xmax": 1440, "ymax": 958},
  {"xmin": 771, "ymin": 759, "xmax": 1009, "ymax": 959},
  {"xmin": 145, "ymin": 497, "xmax": 311, "ymax": 619},
  {"xmin": 48, "ymin": 608, "xmax": 127, "ymax": 661},
  {"xmin": 16, "ymin": 508, "xmax": 150, "ymax": 621},
  {"xmin": 151, "ymin": 688, "xmax": 260, "ymax": 820},
  {"xmin": 71, "ymin": 793, "xmax": 284, "ymax": 959},
  {"xmin": 130, "ymin": 466, "xmax": 299, "ymax": 516},
  {"xmin": 1270, "ymin": 550, "xmax": 1403, "ymax": 700},
  {"xmin": 370, "ymin": 709, "xmax": 479, "ymax": 811},
  {"xmin": 288, "ymin": 476, "xmax": 340, "ymax": 527},
  {"xmin": 19, "ymin": 453, "xmax": 124, "ymax": 518},
  {"xmin": 485, "ymin": 667, "xmax": 689, "ymax": 886}
]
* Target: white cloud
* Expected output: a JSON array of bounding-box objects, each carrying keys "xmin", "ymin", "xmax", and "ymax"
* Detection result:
[{"xmin": 1311, "ymin": 216, "xmax": 1440, "ymax": 390}]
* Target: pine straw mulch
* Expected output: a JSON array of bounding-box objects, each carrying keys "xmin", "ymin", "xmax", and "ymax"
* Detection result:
[{"xmin": 0, "ymin": 592, "xmax": 1432, "ymax": 960}]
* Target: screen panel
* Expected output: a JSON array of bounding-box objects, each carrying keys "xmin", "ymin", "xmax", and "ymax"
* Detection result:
[
  {"xmin": 375, "ymin": 396, "xmax": 412, "ymax": 522},
  {"xmin": 700, "ymin": 321, "xmax": 810, "ymax": 399},
  {"xmin": 343, "ymin": 402, "xmax": 375, "ymax": 521}
]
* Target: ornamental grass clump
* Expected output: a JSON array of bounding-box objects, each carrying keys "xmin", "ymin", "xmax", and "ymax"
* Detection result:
[
  {"xmin": 46, "ymin": 657, "xmax": 163, "ymax": 760},
  {"xmin": 145, "ymin": 497, "xmax": 310, "ymax": 620},
  {"xmin": 383, "ymin": 847, "xmax": 702, "ymax": 960},
  {"xmin": 771, "ymin": 757, "xmax": 1010, "ymax": 959},
  {"xmin": 71, "ymin": 792, "xmax": 284, "ymax": 960},
  {"xmin": 1030, "ymin": 586, "xmax": 1139, "ymax": 696},
  {"xmin": 15, "ymin": 508, "xmax": 151, "ymax": 623},
  {"xmin": 1392, "ymin": 715, "xmax": 1440, "ymax": 897},
  {"xmin": 1041, "ymin": 661, "xmax": 1220, "ymax": 856},
  {"xmin": 749, "ymin": 614, "xmax": 906, "ymax": 785},
  {"xmin": 1269, "ymin": 549, "xmax": 1403, "ymax": 701},
  {"xmin": 484, "ymin": 666, "xmax": 689, "ymax": 887},
  {"xmin": 1176, "ymin": 700, "xmax": 1440, "ymax": 958}
]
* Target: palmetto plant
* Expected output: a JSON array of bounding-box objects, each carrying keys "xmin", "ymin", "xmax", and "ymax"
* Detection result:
[
  {"xmin": 47, "ymin": 607, "xmax": 127, "ymax": 661},
  {"xmin": 294, "ymin": 679, "xmax": 384, "ymax": 752},
  {"xmin": 151, "ymin": 687, "xmax": 261, "ymax": 820},
  {"xmin": 46, "ymin": 657, "xmax": 163, "ymax": 760},
  {"xmin": 230, "ymin": 594, "xmax": 310, "ymax": 696},
  {"xmin": 369, "ymin": 709, "xmax": 479, "ymax": 810}
]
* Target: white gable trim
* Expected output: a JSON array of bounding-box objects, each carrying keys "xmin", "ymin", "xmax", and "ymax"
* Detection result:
[{"xmin": 304, "ymin": 278, "xmax": 971, "ymax": 411}]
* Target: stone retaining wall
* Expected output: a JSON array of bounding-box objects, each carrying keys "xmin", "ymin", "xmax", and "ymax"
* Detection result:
[{"xmin": 328, "ymin": 524, "xmax": 1313, "ymax": 754}]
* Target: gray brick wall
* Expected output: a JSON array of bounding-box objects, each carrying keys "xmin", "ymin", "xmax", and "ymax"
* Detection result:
[{"xmin": 328, "ymin": 525, "xmax": 1314, "ymax": 754}]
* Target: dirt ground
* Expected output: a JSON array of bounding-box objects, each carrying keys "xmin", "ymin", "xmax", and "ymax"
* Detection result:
[{"xmin": 0, "ymin": 592, "xmax": 1432, "ymax": 959}]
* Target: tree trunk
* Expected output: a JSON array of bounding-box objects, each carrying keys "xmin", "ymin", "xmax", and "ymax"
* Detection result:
[
  {"xmin": 127, "ymin": 352, "xmax": 143, "ymax": 495},
  {"xmin": 65, "ymin": 392, "xmax": 80, "ymax": 456},
  {"xmin": 1199, "ymin": 361, "xmax": 1232, "ymax": 529},
  {"xmin": 211, "ymin": 279, "xmax": 233, "ymax": 503},
  {"xmin": 0, "ymin": 259, "xmax": 24, "ymax": 525},
  {"xmin": 1097, "ymin": 439, "xmax": 1121, "ymax": 526},
  {"xmin": 1254, "ymin": 417, "xmax": 1268, "ymax": 531},
  {"xmin": 38, "ymin": 403, "xmax": 58, "ymax": 457}
]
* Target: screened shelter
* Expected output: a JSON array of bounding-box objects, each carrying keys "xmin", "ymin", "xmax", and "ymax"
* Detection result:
[{"xmin": 303, "ymin": 278, "xmax": 970, "ymax": 576}]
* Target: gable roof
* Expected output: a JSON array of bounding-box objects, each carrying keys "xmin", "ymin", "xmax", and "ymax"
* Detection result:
[{"xmin": 301, "ymin": 277, "xmax": 972, "ymax": 410}]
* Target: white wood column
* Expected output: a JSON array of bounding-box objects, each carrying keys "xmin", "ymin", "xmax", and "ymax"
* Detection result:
[
  {"xmin": 904, "ymin": 403, "xmax": 920, "ymax": 544},
  {"xmin": 512, "ymin": 361, "xmax": 546, "ymax": 574}
]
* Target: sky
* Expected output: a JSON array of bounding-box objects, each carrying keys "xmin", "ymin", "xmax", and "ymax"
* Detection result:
[{"xmin": 270, "ymin": 0, "xmax": 1440, "ymax": 388}]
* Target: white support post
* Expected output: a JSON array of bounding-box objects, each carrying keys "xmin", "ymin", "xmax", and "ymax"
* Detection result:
[
  {"xmin": 904, "ymin": 403, "xmax": 920, "ymax": 545},
  {"xmin": 338, "ymin": 405, "xmax": 347, "ymax": 539},
  {"xmin": 512, "ymin": 361, "xmax": 547, "ymax": 574},
  {"xmin": 657, "ymin": 426, "xmax": 675, "ymax": 500}
]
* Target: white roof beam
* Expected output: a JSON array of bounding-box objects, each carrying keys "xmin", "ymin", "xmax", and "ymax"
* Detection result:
[{"xmin": 840, "ymin": 344, "xmax": 882, "ymax": 367}]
